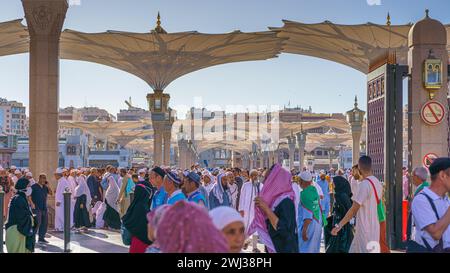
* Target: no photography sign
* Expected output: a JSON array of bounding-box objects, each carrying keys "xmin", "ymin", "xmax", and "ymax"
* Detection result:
[
  {"xmin": 420, "ymin": 101, "xmax": 446, "ymax": 126},
  {"xmin": 423, "ymin": 153, "xmax": 438, "ymax": 168}
]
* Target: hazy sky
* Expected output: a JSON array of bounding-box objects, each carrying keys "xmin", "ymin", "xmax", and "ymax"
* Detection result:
[{"xmin": 0, "ymin": 0, "xmax": 449, "ymax": 119}]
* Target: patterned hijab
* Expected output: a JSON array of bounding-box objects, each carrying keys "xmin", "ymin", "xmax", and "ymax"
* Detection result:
[{"xmin": 157, "ymin": 201, "xmax": 229, "ymax": 253}]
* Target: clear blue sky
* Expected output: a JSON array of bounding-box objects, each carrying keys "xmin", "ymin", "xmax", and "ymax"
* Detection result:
[{"xmin": 0, "ymin": 0, "xmax": 449, "ymax": 118}]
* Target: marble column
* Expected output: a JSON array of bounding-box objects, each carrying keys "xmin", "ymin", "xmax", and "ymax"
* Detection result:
[
  {"xmin": 268, "ymin": 150, "xmax": 274, "ymax": 168},
  {"xmin": 296, "ymin": 131, "xmax": 307, "ymax": 171},
  {"xmin": 259, "ymin": 151, "xmax": 264, "ymax": 169},
  {"xmin": 22, "ymin": 0, "xmax": 68, "ymax": 228},
  {"xmin": 153, "ymin": 125, "xmax": 163, "ymax": 166},
  {"xmin": 177, "ymin": 140, "xmax": 186, "ymax": 169},
  {"xmin": 351, "ymin": 130, "xmax": 362, "ymax": 165},
  {"xmin": 186, "ymin": 145, "xmax": 193, "ymax": 168},
  {"xmin": 288, "ymin": 136, "xmax": 296, "ymax": 169},
  {"xmin": 408, "ymin": 12, "xmax": 449, "ymax": 168},
  {"xmin": 230, "ymin": 151, "xmax": 235, "ymax": 168},
  {"xmin": 163, "ymin": 130, "xmax": 171, "ymax": 166}
]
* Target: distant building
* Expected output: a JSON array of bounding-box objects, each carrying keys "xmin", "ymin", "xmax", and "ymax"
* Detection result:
[
  {"xmin": 0, "ymin": 135, "xmax": 17, "ymax": 167},
  {"xmin": 117, "ymin": 98, "xmax": 152, "ymax": 121},
  {"xmin": 199, "ymin": 148, "xmax": 232, "ymax": 168},
  {"xmin": 88, "ymin": 149, "xmax": 131, "ymax": 168},
  {"xmin": 186, "ymin": 107, "xmax": 224, "ymax": 121},
  {"xmin": 117, "ymin": 108, "xmax": 152, "ymax": 121},
  {"xmin": 279, "ymin": 106, "xmax": 346, "ymax": 123},
  {"xmin": 11, "ymin": 137, "xmax": 86, "ymax": 169},
  {"xmin": 59, "ymin": 106, "xmax": 115, "ymax": 137},
  {"xmin": 0, "ymin": 98, "xmax": 27, "ymax": 136},
  {"xmin": 59, "ymin": 106, "xmax": 115, "ymax": 122}
]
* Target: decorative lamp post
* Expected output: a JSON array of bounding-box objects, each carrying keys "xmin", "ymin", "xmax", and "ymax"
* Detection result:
[
  {"xmin": 287, "ymin": 130, "xmax": 296, "ymax": 170},
  {"xmin": 147, "ymin": 90, "xmax": 173, "ymax": 166},
  {"xmin": 296, "ymin": 125, "xmax": 307, "ymax": 171},
  {"xmin": 360, "ymin": 141, "xmax": 367, "ymax": 156},
  {"xmin": 187, "ymin": 139, "xmax": 193, "ymax": 168},
  {"xmin": 346, "ymin": 96, "xmax": 366, "ymax": 165},
  {"xmin": 328, "ymin": 147, "xmax": 336, "ymax": 170},
  {"xmin": 177, "ymin": 125, "xmax": 188, "ymax": 169}
]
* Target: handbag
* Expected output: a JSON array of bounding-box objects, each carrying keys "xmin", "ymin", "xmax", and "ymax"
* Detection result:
[
  {"xmin": 406, "ymin": 192, "xmax": 445, "ymax": 253},
  {"xmin": 121, "ymin": 223, "xmax": 132, "ymax": 246},
  {"xmin": 367, "ymin": 178, "xmax": 386, "ymax": 223}
]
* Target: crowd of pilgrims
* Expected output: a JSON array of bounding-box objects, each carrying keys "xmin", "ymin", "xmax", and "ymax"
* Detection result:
[{"xmin": 1, "ymin": 157, "xmax": 388, "ymax": 253}]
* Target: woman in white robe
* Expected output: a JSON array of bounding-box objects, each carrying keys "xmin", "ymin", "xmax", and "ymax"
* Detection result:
[
  {"xmin": 73, "ymin": 174, "xmax": 92, "ymax": 231},
  {"xmin": 54, "ymin": 173, "xmax": 72, "ymax": 232},
  {"xmin": 103, "ymin": 176, "xmax": 121, "ymax": 230},
  {"xmin": 67, "ymin": 171, "xmax": 78, "ymax": 228},
  {"xmin": 92, "ymin": 201, "xmax": 105, "ymax": 229}
]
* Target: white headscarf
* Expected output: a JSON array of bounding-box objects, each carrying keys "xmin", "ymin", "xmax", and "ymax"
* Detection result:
[
  {"xmin": 203, "ymin": 172, "xmax": 216, "ymax": 193},
  {"xmin": 75, "ymin": 175, "xmax": 92, "ymax": 207},
  {"xmin": 211, "ymin": 173, "xmax": 232, "ymax": 205},
  {"xmin": 105, "ymin": 176, "xmax": 119, "ymax": 213},
  {"xmin": 209, "ymin": 206, "xmax": 245, "ymax": 231}
]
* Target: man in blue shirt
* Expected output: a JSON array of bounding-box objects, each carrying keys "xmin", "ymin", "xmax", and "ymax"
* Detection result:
[
  {"xmin": 163, "ymin": 171, "xmax": 186, "ymax": 205},
  {"xmin": 317, "ymin": 172, "xmax": 331, "ymax": 218},
  {"xmin": 183, "ymin": 172, "xmax": 207, "ymax": 207},
  {"xmin": 150, "ymin": 167, "xmax": 167, "ymax": 209},
  {"xmin": 31, "ymin": 173, "xmax": 52, "ymax": 243}
]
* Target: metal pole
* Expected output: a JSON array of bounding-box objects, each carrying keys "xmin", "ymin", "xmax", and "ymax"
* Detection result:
[
  {"xmin": 63, "ymin": 189, "xmax": 71, "ymax": 253},
  {"xmin": 0, "ymin": 189, "xmax": 4, "ymax": 253},
  {"xmin": 129, "ymin": 192, "xmax": 135, "ymax": 204}
]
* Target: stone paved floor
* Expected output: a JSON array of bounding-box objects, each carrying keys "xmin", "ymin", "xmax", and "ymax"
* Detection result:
[
  {"xmin": 2, "ymin": 228, "xmax": 403, "ymax": 253},
  {"xmin": 2, "ymin": 228, "xmax": 129, "ymax": 253}
]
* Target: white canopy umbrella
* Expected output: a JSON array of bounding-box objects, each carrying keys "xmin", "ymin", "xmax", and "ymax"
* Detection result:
[
  {"xmin": 109, "ymin": 129, "xmax": 153, "ymax": 147},
  {"xmin": 59, "ymin": 14, "xmax": 285, "ymax": 91},
  {"xmin": 126, "ymin": 138, "xmax": 154, "ymax": 154},
  {"xmin": 270, "ymin": 19, "xmax": 413, "ymax": 73}
]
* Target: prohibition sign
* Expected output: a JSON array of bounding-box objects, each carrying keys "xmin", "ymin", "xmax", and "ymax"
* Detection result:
[
  {"xmin": 423, "ymin": 153, "xmax": 438, "ymax": 168},
  {"xmin": 421, "ymin": 101, "xmax": 446, "ymax": 126}
]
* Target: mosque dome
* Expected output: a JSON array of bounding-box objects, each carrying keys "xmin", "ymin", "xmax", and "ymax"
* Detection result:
[{"xmin": 409, "ymin": 10, "xmax": 447, "ymax": 47}]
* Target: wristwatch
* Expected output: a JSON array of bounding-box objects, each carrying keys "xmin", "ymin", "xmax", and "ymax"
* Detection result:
[{"xmin": 334, "ymin": 223, "xmax": 341, "ymax": 229}]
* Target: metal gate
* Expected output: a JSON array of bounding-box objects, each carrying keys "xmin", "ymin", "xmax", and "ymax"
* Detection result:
[{"xmin": 367, "ymin": 63, "xmax": 408, "ymax": 249}]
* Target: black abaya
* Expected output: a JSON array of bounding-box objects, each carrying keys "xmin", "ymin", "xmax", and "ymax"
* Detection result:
[
  {"xmin": 324, "ymin": 176, "xmax": 354, "ymax": 253},
  {"xmin": 73, "ymin": 194, "xmax": 91, "ymax": 228},
  {"xmin": 103, "ymin": 199, "xmax": 121, "ymax": 230}
]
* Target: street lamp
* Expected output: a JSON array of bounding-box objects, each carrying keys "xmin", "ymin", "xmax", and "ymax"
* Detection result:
[
  {"xmin": 346, "ymin": 96, "xmax": 365, "ymax": 165},
  {"xmin": 360, "ymin": 141, "xmax": 367, "ymax": 156},
  {"xmin": 296, "ymin": 125, "xmax": 307, "ymax": 171},
  {"xmin": 328, "ymin": 147, "xmax": 336, "ymax": 170}
]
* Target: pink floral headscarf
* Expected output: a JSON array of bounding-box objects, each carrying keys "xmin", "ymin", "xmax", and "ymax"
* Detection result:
[
  {"xmin": 247, "ymin": 164, "xmax": 295, "ymax": 253},
  {"xmin": 157, "ymin": 201, "xmax": 229, "ymax": 253}
]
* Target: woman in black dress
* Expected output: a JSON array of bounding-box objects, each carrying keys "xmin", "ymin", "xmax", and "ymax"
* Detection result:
[
  {"xmin": 73, "ymin": 172, "xmax": 92, "ymax": 232},
  {"xmin": 324, "ymin": 175, "xmax": 354, "ymax": 253}
]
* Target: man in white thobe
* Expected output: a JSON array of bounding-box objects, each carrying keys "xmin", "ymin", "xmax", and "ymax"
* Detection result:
[
  {"xmin": 67, "ymin": 170, "xmax": 78, "ymax": 228},
  {"xmin": 239, "ymin": 169, "xmax": 263, "ymax": 252},
  {"xmin": 54, "ymin": 168, "xmax": 73, "ymax": 232},
  {"xmin": 331, "ymin": 156, "xmax": 382, "ymax": 253}
]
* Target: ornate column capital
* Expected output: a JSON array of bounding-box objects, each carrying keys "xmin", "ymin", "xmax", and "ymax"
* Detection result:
[{"xmin": 22, "ymin": 0, "xmax": 68, "ymax": 37}]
